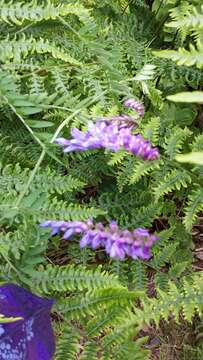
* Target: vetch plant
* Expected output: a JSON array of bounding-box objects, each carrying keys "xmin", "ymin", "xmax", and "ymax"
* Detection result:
[
  {"xmin": 40, "ymin": 220, "xmax": 159, "ymax": 260},
  {"xmin": 0, "ymin": 1, "xmax": 203, "ymax": 359},
  {"xmin": 55, "ymin": 99, "xmax": 159, "ymax": 161},
  {"xmin": 123, "ymin": 98, "xmax": 145, "ymax": 117}
]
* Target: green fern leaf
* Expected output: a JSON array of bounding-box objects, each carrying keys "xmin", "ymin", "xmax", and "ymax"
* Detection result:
[
  {"xmin": 55, "ymin": 325, "xmax": 80, "ymax": 360},
  {"xmin": 167, "ymin": 6, "xmax": 203, "ymax": 31},
  {"xmin": 154, "ymin": 169, "xmax": 191, "ymax": 201},
  {"xmin": 130, "ymin": 261, "xmax": 147, "ymax": 292},
  {"xmin": 153, "ymin": 40, "xmax": 203, "ymax": 69},
  {"xmin": 129, "ymin": 159, "xmax": 162, "ymax": 185},
  {"xmin": 57, "ymin": 287, "xmax": 138, "ymax": 319},
  {"xmin": 192, "ymin": 134, "xmax": 203, "ymax": 151},
  {"xmin": 80, "ymin": 342, "xmax": 99, "ymax": 360},
  {"xmin": 164, "ymin": 127, "xmax": 191, "ymax": 160},
  {"xmin": 183, "ymin": 187, "xmax": 203, "ymax": 231},
  {"xmin": 31, "ymin": 265, "xmax": 120, "ymax": 294},
  {"xmin": 86, "ymin": 306, "xmax": 128, "ymax": 337},
  {"xmin": 141, "ymin": 117, "xmax": 160, "ymax": 145},
  {"xmin": 0, "ymin": 36, "xmax": 81, "ymax": 65},
  {"xmin": 150, "ymin": 243, "xmax": 177, "ymax": 269},
  {"xmin": 0, "ymin": 0, "xmax": 93, "ymax": 26}
]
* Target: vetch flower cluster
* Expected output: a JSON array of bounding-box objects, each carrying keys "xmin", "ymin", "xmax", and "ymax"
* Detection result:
[
  {"xmin": 98, "ymin": 114, "xmax": 137, "ymax": 131},
  {"xmin": 55, "ymin": 99, "xmax": 159, "ymax": 161},
  {"xmin": 40, "ymin": 220, "xmax": 159, "ymax": 260},
  {"xmin": 124, "ymin": 98, "xmax": 145, "ymax": 117},
  {"xmin": 56, "ymin": 121, "xmax": 159, "ymax": 161}
]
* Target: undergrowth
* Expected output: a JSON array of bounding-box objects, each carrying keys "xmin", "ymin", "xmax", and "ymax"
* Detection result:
[{"xmin": 0, "ymin": 0, "xmax": 203, "ymax": 358}]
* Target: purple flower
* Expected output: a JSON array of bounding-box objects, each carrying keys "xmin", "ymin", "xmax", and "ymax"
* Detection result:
[
  {"xmin": 124, "ymin": 99, "xmax": 145, "ymax": 117},
  {"xmin": 98, "ymin": 114, "xmax": 137, "ymax": 130},
  {"xmin": 122, "ymin": 132, "xmax": 159, "ymax": 161},
  {"xmin": 55, "ymin": 121, "xmax": 159, "ymax": 161},
  {"xmin": 40, "ymin": 220, "xmax": 68, "ymax": 236},
  {"xmin": 40, "ymin": 220, "xmax": 90, "ymax": 239},
  {"xmin": 0, "ymin": 284, "xmax": 55, "ymax": 360},
  {"xmin": 41, "ymin": 219, "xmax": 159, "ymax": 261}
]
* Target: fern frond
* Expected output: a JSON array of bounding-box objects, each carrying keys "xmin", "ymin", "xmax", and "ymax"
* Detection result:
[
  {"xmin": 141, "ymin": 117, "xmax": 160, "ymax": 145},
  {"xmin": 0, "ymin": 36, "xmax": 81, "ymax": 65},
  {"xmin": 130, "ymin": 261, "xmax": 147, "ymax": 292},
  {"xmin": 154, "ymin": 169, "xmax": 191, "ymax": 201},
  {"xmin": 154, "ymin": 40, "xmax": 203, "ymax": 69},
  {"xmin": 80, "ymin": 342, "xmax": 99, "ymax": 360},
  {"xmin": 154, "ymin": 272, "xmax": 169, "ymax": 291},
  {"xmin": 130, "ymin": 202, "xmax": 162, "ymax": 228},
  {"xmin": 0, "ymin": 223, "xmax": 45, "ymax": 262},
  {"xmin": 167, "ymin": 6, "xmax": 203, "ymax": 32},
  {"xmin": 183, "ymin": 187, "xmax": 203, "ymax": 231},
  {"xmin": 129, "ymin": 159, "xmax": 162, "ymax": 184},
  {"xmin": 55, "ymin": 325, "xmax": 80, "ymax": 360},
  {"xmin": 0, "ymin": 0, "xmax": 93, "ymax": 26},
  {"xmin": 150, "ymin": 243, "xmax": 177, "ymax": 269},
  {"xmin": 102, "ymin": 313, "xmax": 139, "ymax": 351},
  {"xmin": 86, "ymin": 306, "xmax": 129, "ymax": 337},
  {"xmin": 34, "ymin": 171, "xmax": 85, "ymax": 194},
  {"xmin": 29, "ymin": 73, "xmax": 47, "ymax": 95},
  {"xmin": 111, "ymin": 272, "xmax": 203, "ymax": 334},
  {"xmin": 0, "ymin": 165, "xmax": 85, "ymax": 195},
  {"xmin": 133, "ymin": 64, "xmax": 156, "ymax": 81},
  {"xmin": 42, "ymin": 198, "xmax": 105, "ymax": 221},
  {"xmin": 166, "ymin": 3, "xmax": 194, "ymax": 43},
  {"xmin": 112, "ymin": 338, "xmax": 149, "ymax": 360},
  {"xmin": 108, "ymin": 150, "xmax": 128, "ymax": 166},
  {"xmin": 57, "ymin": 287, "xmax": 137, "ymax": 319},
  {"xmin": 164, "ymin": 127, "xmax": 191, "ymax": 160},
  {"xmin": 31, "ymin": 265, "xmax": 120, "ymax": 294},
  {"xmin": 191, "ymin": 134, "xmax": 203, "ymax": 151}
]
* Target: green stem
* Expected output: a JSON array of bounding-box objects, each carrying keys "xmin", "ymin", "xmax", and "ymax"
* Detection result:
[
  {"xmin": 15, "ymin": 91, "xmax": 107, "ymax": 205},
  {"xmin": 4, "ymin": 97, "xmax": 45, "ymax": 150},
  {"xmin": 154, "ymin": 0, "xmax": 164, "ymax": 18},
  {"xmin": 15, "ymin": 150, "xmax": 46, "ymax": 206},
  {"xmin": 58, "ymin": 16, "xmax": 85, "ymax": 42}
]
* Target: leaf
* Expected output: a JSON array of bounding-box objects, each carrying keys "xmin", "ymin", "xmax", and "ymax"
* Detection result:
[
  {"xmin": 19, "ymin": 107, "xmax": 43, "ymax": 115},
  {"xmin": 133, "ymin": 64, "xmax": 156, "ymax": 81},
  {"xmin": 26, "ymin": 120, "xmax": 54, "ymax": 128},
  {"xmin": 176, "ymin": 152, "xmax": 203, "ymax": 165},
  {"xmin": 35, "ymin": 132, "xmax": 53, "ymax": 142},
  {"xmin": 167, "ymin": 92, "xmax": 203, "ymax": 103}
]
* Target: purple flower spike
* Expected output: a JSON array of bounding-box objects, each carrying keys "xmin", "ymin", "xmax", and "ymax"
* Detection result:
[
  {"xmin": 0, "ymin": 283, "xmax": 55, "ymax": 360},
  {"xmin": 41, "ymin": 219, "xmax": 159, "ymax": 261},
  {"xmin": 40, "ymin": 220, "xmax": 91, "ymax": 238},
  {"xmin": 55, "ymin": 138, "xmax": 70, "ymax": 147},
  {"xmin": 55, "ymin": 120, "xmax": 159, "ymax": 161},
  {"xmin": 98, "ymin": 114, "xmax": 137, "ymax": 130},
  {"xmin": 124, "ymin": 99, "xmax": 145, "ymax": 117},
  {"xmin": 123, "ymin": 133, "xmax": 159, "ymax": 161}
]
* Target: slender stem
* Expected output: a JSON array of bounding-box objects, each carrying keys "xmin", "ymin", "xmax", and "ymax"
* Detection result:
[
  {"xmin": 148, "ymin": 13, "xmax": 170, "ymax": 46},
  {"xmin": 44, "ymin": 104, "xmax": 72, "ymax": 112},
  {"xmin": 15, "ymin": 23, "xmax": 33, "ymax": 35},
  {"xmin": 154, "ymin": 0, "xmax": 164, "ymax": 18},
  {"xmin": 58, "ymin": 16, "xmax": 85, "ymax": 42},
  {"xmin": 50, "ymin": 109, "xmax": 81, "ymax": 143},
  {"xmin": 15, "ymin": 150, "xmax": 46, "ymax": 206},
  {"xmin": 15, "ymin": 91, "xmax": 107, "ymax": 205},
  {"xmin": 122, "ymin": 0, "xmax": 133, "ymax": 15},
  {"xmin": 1, "ymin": 253, "xmax": 20, "ymax": 276},
  {"xmin": 3, "ymin": 97, "xmax": 45, "ymax": 150},
  {"xmin": 50, "ymin": 91, "xmax": 107, "ymax": 143}
]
